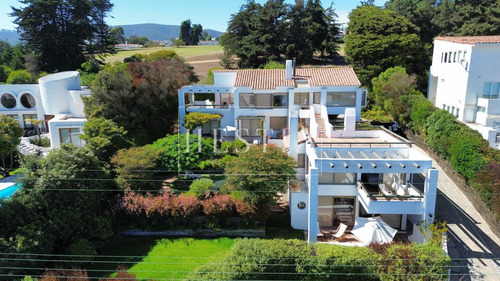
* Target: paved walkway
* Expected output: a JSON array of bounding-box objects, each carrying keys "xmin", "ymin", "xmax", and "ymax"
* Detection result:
[{"xmin": 413, "ymin": 145, "xmax": 500, "ymax": 280}]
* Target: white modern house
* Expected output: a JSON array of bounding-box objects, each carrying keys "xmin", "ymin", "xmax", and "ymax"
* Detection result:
[
  {"xmin": 428, "ymin": 35, "xmax": 500, "ymax": 148},
  {"xmin": 179, "ymin": 61, "xmax": 438, "ymax": 244},
  {"xmin": 0, "ymin": 71, "xmax": 89, "ymax": 154},
  {"xmin": 289, "ymin": 113, "xmax": 438, "ymax": 243},
  {"xmin": 178, "ymin": 61, "xmax": 367, "ymax": 160}
]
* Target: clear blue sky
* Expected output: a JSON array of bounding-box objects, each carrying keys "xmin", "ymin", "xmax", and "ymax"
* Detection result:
[{"xmin": 1, "ymin": 0, "xmax": 387, "ymax": 32}]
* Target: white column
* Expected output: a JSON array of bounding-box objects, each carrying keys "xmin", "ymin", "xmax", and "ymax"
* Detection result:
[
  {"xmin": 178, "ymin": 90, "xmax": 186, "ymax": 134},
  {"xmin": 289, "ymin": 110, "xmax": 299, "ymax": 160},
  {"xmin": 307, "ymin": 167, "xmax": 319, "ymax": 243},
  {"xmin": 424, "ymin": 168, "xmax": 439, "ymax": 223}
]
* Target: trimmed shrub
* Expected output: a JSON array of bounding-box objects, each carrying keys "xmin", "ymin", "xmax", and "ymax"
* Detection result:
[
  {"xmin": 202, "ymin": 194, "xmax": 235, "ymax": 219},
  {"xmin": 170, "ymin": 194, "xmax": 202, "ymax": 219},
  {"xmin": 449, "ymin": 127, "xmax": 487, "ymax": 180},
  {"xmin": 375, "ymin": 243, "xmax": 450, "ymax": 281},
  {"xmin": 400, "ymin": 94, "xmax": 434, "ymax": 133},
  {"xmin": 424, "ymin": 110, "xmax": 458, "ymax": 158},
  {"xmin": 188, "ymin": 178, "xmax": 215, "ymax": 199}
]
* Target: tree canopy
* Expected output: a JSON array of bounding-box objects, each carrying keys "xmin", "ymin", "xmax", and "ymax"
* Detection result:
[
  {"xmin": 11, "ymin": 0, "xmax": 115, "ymax": 72},
  {"xmin": 224, "ymin": 145, "xmax": 296, "ymax": 208},
  {"xmin": 0, "ymin": 115, "xmax": 24, "ymax": 168},
  {"xmin": 179, "ymin": 19, "xmax": 203, "ymax": 45},
  {"xmin": 0, "ymin": 146, "xmax": 115, "ymax": 276},
  {"xmin": 221, "ymin": 0, "xmax": 340, "ymax": 68},
  {"xmin": 84, "ymin": 53, "xmax": 198, "ymax": 145},
  {"xmin": 344, "ymin": 5, "xmax": 430, "ymax": 90}
]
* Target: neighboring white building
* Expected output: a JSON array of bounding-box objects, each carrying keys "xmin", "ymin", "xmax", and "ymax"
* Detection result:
[
  {"xmin": 428, "ymin": 35, "xmax": 500, "ymax": 148},
  {"xmin": 179, "ymin": 61, "xmax": 438, "ymax": 244},
  {"xmin": 0, "ymin": 71, "xmax": 89, "ymax": 154}
]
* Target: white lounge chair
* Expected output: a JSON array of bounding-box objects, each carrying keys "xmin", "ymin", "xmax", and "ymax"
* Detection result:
[
  {"xmin": 332, "ymin": 223, "xmax": 348, "ymax": 241},
  {"xmin": 379, "ymin": 184, "xmax": 393, "ymax": 196}
]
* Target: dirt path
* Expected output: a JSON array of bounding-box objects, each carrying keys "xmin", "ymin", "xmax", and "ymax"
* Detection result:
[{"xmin": 412, "ymin": 145, "xmax": 500, "ymax": 280}]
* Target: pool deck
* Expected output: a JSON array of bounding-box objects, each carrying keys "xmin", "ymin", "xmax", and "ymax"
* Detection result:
[{"xmin": 0, "ymin": 174, "xmax": 19, "ymax": 191}]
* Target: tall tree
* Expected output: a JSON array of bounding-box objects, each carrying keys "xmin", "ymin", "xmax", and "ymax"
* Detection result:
[
  {"xmin": 305, "ymin": 0, "xmax": 328, "ymax": 56},
  {"xmin": 283, "ymin": 0, "xmax": 313, "ymax": 63},
  {"xmin": 225, "ymin": 145, "xmax": 296, "ymax": 214},
  {"xmin": 110, "ymin": 26, "xmax": 126, "ymax": 44},
  {"xmin": 11, "ymin": 0, "xmax": 115, "ymax": 72},
  {"xmin": 192, "ymin": 24, "xmax": 203, "ymax": 45},
  {"xmin": 433, "ymin": 0, "xmax": 500, "ymax": 36},
  {"xmin": 0, "ymin": 115, "xmax": 24, "ymax": 169},
  {"xmin": 344, "ymin": 5, "xmax": 430, "ymax": 90},
  {"xmin": 84, "ymin": 53, "xmax": 198, "ymax": 145},
  {"xmin": 179, "ymin": 19, "xmax": 193, "ymax": 45},
  {"xmin": 385, "ymin": 0, "xmax": 438, "ymax": 44}
]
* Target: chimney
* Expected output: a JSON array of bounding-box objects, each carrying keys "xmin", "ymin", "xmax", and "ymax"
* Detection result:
[{"xmin": 286, "ymin": 60, "xmax": 293, "ymax": 80}]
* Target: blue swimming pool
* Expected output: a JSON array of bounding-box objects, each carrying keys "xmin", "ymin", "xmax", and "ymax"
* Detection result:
[{"xmin": 0, "ymin": 183, "xmax": 21, "ymax": 200}]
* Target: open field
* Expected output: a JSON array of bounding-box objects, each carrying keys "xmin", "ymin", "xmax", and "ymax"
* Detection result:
[
  {"xmin": 104, "ymin": 45, "xmax": 223, "ymax": 82},
  {"xmin": 104, "ymin": 45, "xmax": 223, "ymax": 64}
]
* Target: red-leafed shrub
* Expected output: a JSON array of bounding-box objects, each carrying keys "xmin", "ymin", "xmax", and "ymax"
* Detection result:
[
  {"xmin": 170, "ymin": 194, "xmax": 202, "ymax": 218},
  {"xmin": 122, "ymin": 188, "xmax": 174, "ymax": 217},
  {"xmin": 40, "ymin": 268, "xmax": 89, "ymax": 281},
  {"xmin": 235, "ymin": 199, "xmax": 258, "ymax": 219},
  {"xmin": 202, "ymin": 194, "xmax": 235, "ymax": 218}
]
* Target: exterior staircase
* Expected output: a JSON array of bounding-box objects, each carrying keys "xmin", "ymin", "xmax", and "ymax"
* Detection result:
[{"xmin": 315, "ymin": 114, "xmax": 327, "ymax": 138}]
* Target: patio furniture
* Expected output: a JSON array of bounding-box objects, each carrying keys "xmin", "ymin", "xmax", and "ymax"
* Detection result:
[
  {"xmin": 332, "ymin": 223, "xmax": 348, "ymax": 241},
  {"xmin": 351, "ymin": 217, "xmax": 398, "ymax": 245},
  {"xmin": 379, "ymin": 183, "xmax": 393, "ymax": 196}
]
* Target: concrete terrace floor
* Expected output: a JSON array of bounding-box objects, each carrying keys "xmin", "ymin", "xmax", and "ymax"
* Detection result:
[{"xmin": 412, "ymin": 145, "xmax": 500, "ymax": 281}]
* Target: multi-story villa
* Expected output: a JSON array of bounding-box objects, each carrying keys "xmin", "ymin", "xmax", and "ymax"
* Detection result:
[
  {"xmin": 179, "ymin": 61, "xmax": 439, "ymax": 244},
  {"xmin": 428, "ymin": 35, "xmax": 500, "ymax": 148},
  {"xmin": 0, "ymin": 71, "xmax": 89, "ymax": 154}
]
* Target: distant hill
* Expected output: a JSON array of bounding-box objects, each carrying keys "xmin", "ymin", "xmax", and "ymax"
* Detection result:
[
  {"xmin": 0, "ymin": 24, "xmax": 224, "ymax": 45},
  {"xmin": 118, "ymin": 23, "xmax": 224, "ymax": 41},
  {"xmin": 0, "ymin": 29, "xmax": 20, "ymax": 44}
]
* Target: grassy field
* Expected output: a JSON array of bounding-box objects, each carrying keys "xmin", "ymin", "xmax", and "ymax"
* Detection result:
[
  {"xmin": 127, "ymin": 237, "xmax": 234, "ymax": 280},
  {"xmin": 104, "ymin": 45, "xmax": 223, "ymax": 64}
]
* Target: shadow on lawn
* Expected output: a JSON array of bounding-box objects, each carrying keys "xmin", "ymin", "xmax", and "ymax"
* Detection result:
[{"xmin": 85, "ymin": 235, "xmax": 160, "ymax": 278}]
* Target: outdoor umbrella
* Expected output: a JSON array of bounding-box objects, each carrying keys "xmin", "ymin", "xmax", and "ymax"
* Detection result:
[{"xmin": 351, "ymin": 216, "xmax": 398, "ymax": 245}]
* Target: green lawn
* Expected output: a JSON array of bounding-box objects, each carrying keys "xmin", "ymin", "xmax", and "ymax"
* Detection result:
[
  {"xmin": 88, "ymin": 236, "xmax": 234, "ymax": 279},
  {"xmin": 104, "ymin": 45, "xmax": 223, "ymax": 64},
  {"xmin": 128, "ymin": 237, "xmax": 234, "ymax": 280}
]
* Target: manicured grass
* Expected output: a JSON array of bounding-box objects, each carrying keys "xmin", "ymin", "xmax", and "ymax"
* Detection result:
[
  {"xmin": 104, "ymin": 45, "xmax": 223, "ymax": 64},
  {"xmin": 127, "ymin": 237, "xmax": 234, "ymax": 280},
  {"xmin": 0, "ymin": 168, "xmax": 22, "ymax": 180}
]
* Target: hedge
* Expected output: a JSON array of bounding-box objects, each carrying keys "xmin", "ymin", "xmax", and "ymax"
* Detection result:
[
  {"xmin": 187, "ymin": 239, "xmax": 450, "ymax": 280},
  {"xmin": 401, "ymin": 94, "xmax": 500, "ymax": 220}
]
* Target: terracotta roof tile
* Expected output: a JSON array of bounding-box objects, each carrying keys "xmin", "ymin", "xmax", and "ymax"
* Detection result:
[
  {"xmin": 435, "ymin": 36, "xmax": 500, "ymax": 45},
  {"xmin": 213, "ymin": 67, "xmax": 361, "ymax": 90}
]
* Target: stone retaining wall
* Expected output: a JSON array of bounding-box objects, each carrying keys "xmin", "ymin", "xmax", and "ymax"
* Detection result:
[{"xmin": 405, "ymin": 130, "xmax": 500, "ymax": 238}]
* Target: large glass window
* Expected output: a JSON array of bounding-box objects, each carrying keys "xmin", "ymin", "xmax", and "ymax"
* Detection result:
[
  {"xmin": 361, "ymin": 90, "xmax": 367, "ymax": 107},
  {"xmin": 326, "ymin": 92, "xmax": 356, "ymax": 106},
  {"xmin": 1, "ymin": 93, "xmax": 16, "ymax": 109},
  {"xmin": 59, "ymin": 128, "xmax": 82, "ymax": 146},
  {"xmin": 239, "ymin": 93, "xmax": 254, "ymax": 107},
  {"xmin": 273, "ymin": 93, "xmax": 288, "ymax": 107},
  {"xmin": 255, "ymin": 94, "xmax": 272, "ymax": 108},
  {"xmin": 4, "ymin": 114, "xmax": 19, "ymax": 122},
  {"xmin": 483, "ymin": 82, "xmax": 500, "ymax": 99},
  {"xmin": 318, "ymin": 173, "xmax": 357, "ymax": 184},
  {"xmin": 294, "ymin": 92, "xmax": 309, "ymax": 107},
  {"xmin": 23, "ymin": 114, "xmax": 37, "ymax": 129},
  {"xmin": 20, "ymin": 93, "xmax": 36, "ymax": 108},
  {"xmin": 220, "ymin": 93, "xmax": 234, "ymax": 105},
  {"xmin": 240, "ymin": 119, "xmax": 260, "ymax": 137},
  {"xmin": 313, "ymin": 92, "xmax": 321, "ymax": 104}
]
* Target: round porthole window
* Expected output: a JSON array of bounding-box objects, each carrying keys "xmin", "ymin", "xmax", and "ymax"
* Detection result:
[
  {"xmin": 20, "ymin": 93, "xmax": 36, "ymax": 108},
  {"xmin": 297, "ymin": 202, "xmax": 306, "ymax": 209},
  {"xmin": 1, "ymin": 93, "xmax": 16, "ymax": 109}
]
